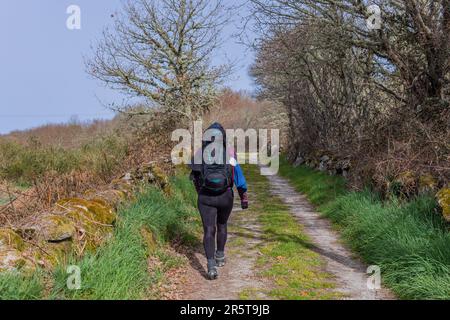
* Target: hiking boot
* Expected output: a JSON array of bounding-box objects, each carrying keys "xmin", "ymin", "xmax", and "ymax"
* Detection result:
[
  {"xmin": 215, "ymin": 251, "xmax": 226, "ymax": 267},
  {"xmin": 207, "ymin": 259, "xmax": 218, "ymax": 280}
]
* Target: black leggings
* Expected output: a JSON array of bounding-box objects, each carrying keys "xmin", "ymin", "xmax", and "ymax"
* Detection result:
[{"xmin": 198, "ymin": 189, "xmax": 234, "ymax": 260}]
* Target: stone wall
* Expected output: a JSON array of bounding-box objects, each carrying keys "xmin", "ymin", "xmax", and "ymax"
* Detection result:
[
  {"xmin": 0, "ymin": 162, "xmax": 171, "ymax": 273},
  {"xmin": 292, "ymin": 151, "xmax": 449, "ymax": 222}
]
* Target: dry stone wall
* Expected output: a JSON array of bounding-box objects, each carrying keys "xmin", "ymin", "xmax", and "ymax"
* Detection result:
[{"xmin": 0, "ymin": 162, "xmax": 171, "ymax": 273}]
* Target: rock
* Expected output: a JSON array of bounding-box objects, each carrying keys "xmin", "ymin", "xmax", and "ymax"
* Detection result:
[
  {"xmin": 313, "ymin": 149, "xmax": 325, "ymax": 159},
  {"xmin": 394, "ymin": 171, "xmax": 416, "ymax": 196},
  {"xmin": 436, "ymin": 188, "xmax": 450, "ymax": 222},
  {"xmin": 396, "ymin": 171, "xmax": 415, "ymax": 184},
  {"xmin": 293, "ymin": 155, "xmax": 305, "ymax": 168},
  {"xmin": 418, "ymin": 174, "xmax": 437, "ymax": 193},
  {"xmin": 41, "ymin": 241, "xmax": 74, "ymax": 267},
  {"xmin": 335, "ymin": 159, "xmax": 351, "ymax": 176},
  {"xmin": 12, "ymin": 214, "xmax": 76, "ymax": 268},
  {"xmin": 86, "ymin": 190, "xmax": 127, "ymax": 209},
  {"xmin": 0, "ymin": 248, "xmax": 27, "ymax": 272},
  {"xmin": 19, "ymin": 239, "xmax": 73, "ymax": 270},
  {"xmin": 0, "ymin": 229, "xmax": 35, "ymax": 273},
  {"xmin": 319, "ymin": 155, "xmax": 330, "ymax": 172},
  {"xmin": 0, "ymin": 228, "xmax": 25, "ymax": 251},
  {"xmin": 33, "ymin": 214, "xmax": 76, "ymax": 242},
  {"xmin": 13, "ymin": 227, "xmax": 36, "ymax": 241},
  {"xmin": 110, "ymin": 179, "xmax": 134, "ymax": 195},
  {"xmin": 306, "ymin": 158, "xmax": 318, "ymax": 169},
  {"xmin": 122, "ymin": 172, "xmax": 133, "ymax": 182},
  {"xmin": 386, "ymin": 171, "xmax": 416, "ymax": 197},
  {"xmin": 0, "ymin": 161, "xmax": 174, "ymax": 275},
  {"xmin": 142, "ymin": 163, "xmax": 171, "ymax": 194},
  {"xmin": 319, "ymin": 162, "xmax": 326, "ymax": 171},
  {"xmin": 84, "ymin": 189, "xmax": 97, "ymax": 197},
  {"xmin": 57, "ymin": 198, "xmax": 117, "ymax": 225},
  {"xmin": 55, "ymin": 198, "xmax": 116, "ymax": 252}
]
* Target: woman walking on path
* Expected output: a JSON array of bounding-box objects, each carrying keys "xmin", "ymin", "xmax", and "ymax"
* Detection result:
[{"xmin": 189, "ymin": 122, "xmax": 249, "ymax": 280}]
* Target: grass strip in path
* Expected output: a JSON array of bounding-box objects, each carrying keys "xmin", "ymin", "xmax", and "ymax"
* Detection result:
[{"xmin": 240, "ymin": 164, "xmax": 340, "ymax": 300}]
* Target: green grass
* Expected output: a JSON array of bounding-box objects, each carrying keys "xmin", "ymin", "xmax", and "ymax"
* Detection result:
[
  {"xmin": 0, "ymin": 171, "xmax": 200, "ymax": 300},
  {"xmin": 0, "ymin": 272, "xmax": 45, "ymax": 300},
  {"xmin": 279, "ymin": 158, "xmax": 346, "ymax": 206},
  {"xmin": 241, "ymin": 165, "xmax": 339, "ymax": 300},
  {"xmin": 279, "ymin": 157, "xmax": 450, "ymax": 300}
]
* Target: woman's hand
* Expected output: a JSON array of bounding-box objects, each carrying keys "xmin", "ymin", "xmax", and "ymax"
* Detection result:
[{"xmin": 238, "ymin": 189, "xmax": 249, "ymax": 210}]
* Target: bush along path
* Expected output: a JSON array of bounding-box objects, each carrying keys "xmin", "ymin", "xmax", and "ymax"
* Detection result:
[{"xmin": 177, "ymin": 164, "xmax": 380, "ymax": 300}]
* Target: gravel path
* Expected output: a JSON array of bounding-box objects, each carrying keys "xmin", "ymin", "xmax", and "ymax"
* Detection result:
[{"xmin": 266, "ymin": 173, "xmax": 395, "ymax": 300}]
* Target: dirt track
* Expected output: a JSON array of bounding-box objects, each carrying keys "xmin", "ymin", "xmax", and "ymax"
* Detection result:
[{"xmin": 266, "ymin": 174, "xmax": 394, "ymax": 300}]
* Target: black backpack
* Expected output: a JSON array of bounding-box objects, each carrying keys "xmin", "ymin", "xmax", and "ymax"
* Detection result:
[{"xmin": 200, "ymin": 146, "xmax": 233, "ymax": 194}]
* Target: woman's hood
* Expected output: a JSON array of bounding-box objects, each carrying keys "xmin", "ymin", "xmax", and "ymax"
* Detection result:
[
  {"xmin": 189, "ymin": 122, "xmax": 228, "ymax": 171},
  {"xmin": 203, "ymin": 122, "xmax": 226, "ymax": 144}
]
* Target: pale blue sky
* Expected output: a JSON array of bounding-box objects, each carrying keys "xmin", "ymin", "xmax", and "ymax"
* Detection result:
[{"xmin": 0, "ymin": 0, "xmax": 254, "ymax": 134}]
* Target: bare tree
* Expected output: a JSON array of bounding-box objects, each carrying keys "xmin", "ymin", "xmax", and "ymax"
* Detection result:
[
  {"xmin": 251, "ymin": 17, "xmax": 393, "ymax": 157},
  {"xmin": 249, "ymin": 0, "xmax": 449, "ymax": 188},
  {"xmin": 250, "ymin": 0, "xmax": 450, "ymax": 118},
  {"xmin": 87, "ymin": 0, "xmax": 230, "ymax": 125}
]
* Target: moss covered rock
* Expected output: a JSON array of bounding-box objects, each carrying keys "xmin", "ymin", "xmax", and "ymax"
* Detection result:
[
  {"xmin": 18, "ymin": 239, "xmax": 73, "ymax": 270},
  {"xmin": 418, "ymin": 174, "xmax": 437, "ymax": 193},
  {"xmin": 37, "ymin": 214, "xmax": 76, "ymax": 242},
  {"xmin": 390, "ymin": 171, "xmax": 416, "ymax": 197},
  {"xmin": 84, "ymin": 189, "xmax": 97, "ymax": 197},
  {"xmin": 57, "ymin": 198, "xmax": 116, "ymax": 225},
  {"xmin": 0, "ymin": 228, "xmax": 25, "ymax": 251},
  {"xmin": 41, "ymin": 241, "xmax": 74, "ymax": 267},
  {"xmin": 86, "ymin": 190, "xmax": 127, "ymax": 209},
  {"xmin": 0, "ymin": 229, "xmax": 35, "ymax": 272},
  {"xmin": 436, "ymin": 188, "xmax": 450, "ymax": 221},
  {"xmin": 335, "ymin": 158, "xmax": 351, "ymax": 176},
  {"xmin": 397, "ymin": 171, "xmax": 415, "ymax": 185},
  {"xmin": 145, "ymin": 163, "xmax": 171, "ymax": 194},
  {"xmin": 0, "ymin": 248, "xmax": 27, "ymax": 272},
  {"xmin": 128, "ymin": 162, "xmax": 171, "ymax": 194},
  {"xmin": 56, "ymin": 198, "xmax": 116, "ymax": 252},
  {"xmin": 110, "ymin": 179, "xmax": 133, "ymax": 194}
]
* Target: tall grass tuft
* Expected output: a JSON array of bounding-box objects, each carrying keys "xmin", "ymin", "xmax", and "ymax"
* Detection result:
[{"xmin": 0, "ymin": 272, "xmax": 44, "ymax": 300}]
